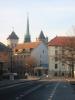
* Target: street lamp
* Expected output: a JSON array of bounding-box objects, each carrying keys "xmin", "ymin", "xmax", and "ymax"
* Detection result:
[
  {"xmin": 10, "ymin": 49, "xmax": 13, "ymax": 73},
  {"xmin": 9, "ymin": 49, "xmax": 15, "ymax": 80},
  {"xmin": 0, "ymin": 62, "xmax": 3, "ymax": 80}
]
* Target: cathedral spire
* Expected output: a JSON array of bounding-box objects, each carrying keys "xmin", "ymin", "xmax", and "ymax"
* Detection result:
[
  {"xmin": 24, "ymin": 14, "xmax": 31, "ymax": 43},
  {"xmin": 26, "ymin": 14, "xmax": 29, "ymax": 35}
]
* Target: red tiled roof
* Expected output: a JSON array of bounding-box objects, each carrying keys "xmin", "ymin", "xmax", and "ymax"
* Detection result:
[
  {"xmin": 14, "ymin": 42, "xmax": 41, "ymax": 49},
  {"xmin": 48, "ymin": 36, "xmax": 75, "ymax": 46}
]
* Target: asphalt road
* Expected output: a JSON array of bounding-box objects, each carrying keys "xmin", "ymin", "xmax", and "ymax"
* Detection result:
[
  {"xmin": 21, "ymin": 80, "xmax": 75, "ymax": 100},
  {"xmin": 23, "ymin": 81, "xmax": 56, "ymax": 100},
  {"xmin": 0, "ymin": 80, "xmax": 53, "ymax": 100},
  {"xmin": 0, "ymin": 80, "xmax": 40, "ymax": 100},
  {"xmin": 0, "ymin": 79, "xmax": 75, "ymax": 100},
  {"xmin": 52, "ymin": 81, "xmax": 75, "ymax": 100}
]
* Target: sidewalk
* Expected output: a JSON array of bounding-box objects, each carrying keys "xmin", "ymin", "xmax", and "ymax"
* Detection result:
[
  {"xmin": 27, "ymin": 76, "xmax": 40, "ymax": 80},
  {"xmin": 0, "ymin": 79, "xmax": 27, "ymax": 87},
  {"xmin": 0, "ymin": 76, "xmax": 40, "ymax": 87}
]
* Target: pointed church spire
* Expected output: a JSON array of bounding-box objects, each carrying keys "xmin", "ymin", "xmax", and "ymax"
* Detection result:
[
  {"xmin": 26, "ymin": 13, "xmax": 29, "ymax": 35},
  {"xmin": 24, "ymin": 14, "xmax": 31, "ymax": 43}
]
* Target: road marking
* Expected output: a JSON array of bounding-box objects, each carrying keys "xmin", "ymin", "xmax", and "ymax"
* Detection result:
[
  {"xmin": 0, "ymin": 82, "xmax": 33, "ymax": 90},
  {"xmin": 46, "ymin": 84, "xmax": 54, "ymax": 88},
  {"xmin": 48, "ymin": 82, "xmax": 60, "ymax": 100},
  {"xmin": 46, "ymin": 85, "xmax": 52, "ymax": 88},
  {"xmin": 16, "ymin": 84, "xmax": 42, "ymax": 100},
  {"xmin": 16, "ymin": 97, "xmax": 20, "ymax": 100},
  {"xmin": 63, "ymin": 85, "xmax": 67, "ymax": 88}
]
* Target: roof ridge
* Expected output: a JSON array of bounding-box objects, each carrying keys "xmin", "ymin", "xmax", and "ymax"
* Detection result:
[{"xmin": 48, "ymin": 36, "xmax": 75, "ymax": 46}]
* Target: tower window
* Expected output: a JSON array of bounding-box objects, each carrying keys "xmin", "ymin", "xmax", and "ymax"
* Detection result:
[
  {"xmin": 55, "ymin": 57, "xmax": 58, "ymax": 62},
  {"xmin": 54, "ymin": 72, "xmax": 57, "ymax": 76}
]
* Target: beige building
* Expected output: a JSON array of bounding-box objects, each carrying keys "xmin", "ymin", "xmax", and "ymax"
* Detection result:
[
  {"xmin": 48, "ymin": 36, "xmax": 75, "ymax": 77},
  {"xmin": 13, "ymin": 41, "xmax": 48, "ymax": 77}
]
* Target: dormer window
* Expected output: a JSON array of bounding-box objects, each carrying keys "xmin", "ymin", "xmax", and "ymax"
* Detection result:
[
  {"xmin": 23, "ymin": 49, "xmax": 25, "ymax": 52},
  {"xmin": 15, "ymin": 49, "xmax": 18, "ymax": 52}
]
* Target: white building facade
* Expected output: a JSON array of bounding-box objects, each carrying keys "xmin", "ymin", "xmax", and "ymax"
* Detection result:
[
  {"xmin": 48, "ymin": 36, "xmax": 75, "ymax": 77},
  {"xmin": 31, "ymin": 42, "xmax": 48, "ymax": 76},
  {"xmin": 48, "ymin": 46, "xmax": 69, "ymax": 77},
  {"xmin": 31, "ymin": 42, "xmax": 48, "ymax": 67}
]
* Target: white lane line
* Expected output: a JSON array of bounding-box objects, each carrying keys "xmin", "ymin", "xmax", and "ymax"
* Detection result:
[
  {"xmin": 16, "ymin": 84, "xmax": 42, "ymax": 100},
  {"xmin": 46, "ymin": 84, "xmax": 54, "ymax": 88},
  {"xmin": 0, "ymin": 82, "xmax": 33, "ymax": 90},
  {"xmin": 48, "ymin": 82, "xmax": 60, "ymax": 100},
  {"xmin": 16, "ymin": 97, "xmax": 20, "ymax": 100},
  {"xmin": 46, "ymin": 85, "xmax": 51, "ymax": 88}
]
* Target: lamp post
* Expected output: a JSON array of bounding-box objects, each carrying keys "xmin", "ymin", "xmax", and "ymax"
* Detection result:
[
  {"xmin": 0, "ymin": 62, "xmax": 3, "ymax": 80},
  {"xmin": 25, "ymin": 64, "xmax": 28, "ymax": 73},
  {"xmin": 9, "ymin": 49, "xmax": 14, "ymax": 80},
  {"xmin": 10, "ymin": 49, "xmax": 13, "ymax": 73}
]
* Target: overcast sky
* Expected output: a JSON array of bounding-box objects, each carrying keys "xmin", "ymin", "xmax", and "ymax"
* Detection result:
[{"xmin": 0, "ymin": 0, "xmax": 75, "ymax": 44}]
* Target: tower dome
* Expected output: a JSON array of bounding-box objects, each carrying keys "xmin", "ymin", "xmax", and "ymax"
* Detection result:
[
  {"xmin": 7, "ymin": 31, "xmax": 19, "ymax": 49},
  {"xmin": 38, "ymin": 30, "xmax": 45, "ymax": 40},
  {"xmin": 7, "ymin": 31, "xmax": 19, "ymax": 40}
]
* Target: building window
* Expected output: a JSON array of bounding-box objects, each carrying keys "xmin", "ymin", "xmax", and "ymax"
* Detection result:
[
  {"xmin": 55, "ymin": 64, "xmax": 58, "ymax": 69},
  {"xmin": 25, "ymin": 48, "xmax": 30, "ymax": 52},
  {"xmin": 15, "ymin": 49, "xmax": 18, "ymax": 52},
  {"xmin": 62, "ymin": 63, "xmax": 64, "ymax": 66},
  {"xmin": 30, "ymin": 48, "xmax": 33, "ymax": 52},
  {"xmin": 54, "ymin": 72, "xmax": 57, "ymax": 76},
  {"xmin": 55, "ymin": 57, "xmax": 58, "ymax": 62},
  {"xmin": 40, "ymin": 55, "xmax": 41, "ymax": 58},
  {"xmin": 55, "ymin": 46, "xmax": 58, "ymax": 49},
  {"xmin": 23, "ymin": 49, "xmax": 25, "ymax": 52},
  {"xmin": 40, "ymin": 60, "xmax": 41, "ymax": 66},
  {"xmin": 55, "ymin": 50, "xmax": 58, "ymax": 55},
  {"xmin": 43, "ymin": 50, "xmax": 44, "ymax": 54},
  {"xmin": 62, "ymin": 72, "xmax": 64, "ymax": 76}
]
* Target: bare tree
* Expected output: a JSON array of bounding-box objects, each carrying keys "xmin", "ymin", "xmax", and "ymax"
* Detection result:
[
  {"xmin": 61, "ymin": 37, "xmax": 75, "ymax": 77},
  {"xmin": 24, "ymin": 56, "xmax": 37, "ymax": 75},
  {"xmin": 62, "ymin": 26, "xmax": 75, "ymax": 77}
]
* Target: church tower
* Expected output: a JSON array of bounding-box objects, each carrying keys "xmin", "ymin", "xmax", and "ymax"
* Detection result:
[
  {"xmin": 24, "ymin": 15, "xmax": 31, "ymax": 43},
  {"xmin": 36, "ymin": 30, "xmax": 48, "ymax": 44},
  {"xmin": 7, "ymin": 30, "xmax": 19, "ymax": 49}
]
